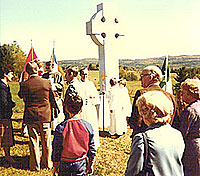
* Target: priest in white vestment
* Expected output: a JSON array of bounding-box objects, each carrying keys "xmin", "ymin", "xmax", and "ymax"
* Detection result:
[
  {"xmin": 79, "ymin": 68, "xmax": 100, "ymax": 149},
  {"xmin": 108, "ymin": 78, "xmax": 127, "ymax": 138},
  {"xmin": 119, "ymin": 79, "xmax": 132, "ymax": 133}
]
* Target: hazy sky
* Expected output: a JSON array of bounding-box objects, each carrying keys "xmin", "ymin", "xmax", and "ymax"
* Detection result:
[{"xmin": 1, "ymin": 0, "xmax": 200, "ymax": 61}]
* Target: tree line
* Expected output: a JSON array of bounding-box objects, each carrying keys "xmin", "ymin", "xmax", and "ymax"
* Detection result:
[{"xmin": 1, "ymin": 41, "xmax": 200, "ymax": 91}]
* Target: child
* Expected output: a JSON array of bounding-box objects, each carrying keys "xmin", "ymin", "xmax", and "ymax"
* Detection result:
[{"xmin": 52, "ymin": 88, "xmax": 96, "ymax": 176}]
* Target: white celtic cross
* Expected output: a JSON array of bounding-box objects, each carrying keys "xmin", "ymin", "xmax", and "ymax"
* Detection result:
[{"xmin": 86, "ymin": 2, "xmax": 124, "ymax": 93}]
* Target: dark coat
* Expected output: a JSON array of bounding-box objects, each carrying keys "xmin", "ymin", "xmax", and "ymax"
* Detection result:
[
  {"xmin": 179, "ymin": 100, "xmax": 200, "ymax": 176},
  {"xmin": 18, "ymin": 76, "xmax": 57, "ymax": 123},
  {"xmin": 128, "ymin": 84, "xmax": 178, "ymax": 136},
  {"xmin": 0, "ymin": 80, "xmax": 15, "ymax": 120}
]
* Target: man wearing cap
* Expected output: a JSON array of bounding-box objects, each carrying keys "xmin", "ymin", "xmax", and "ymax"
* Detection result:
[
  {"xmin": 79, "ymin": 68, "xmax": 100, "ymax": 149},
  {"xmin": 43, "ymin": 61, "xmax": 64, "ymax": 98},
  {"xmin": 127, "ymin": 65, "xmax": 177, "ymax": 137},
  {"xmin": 43, "ymin": 61, "xmax": 64, "ymax": 131}
]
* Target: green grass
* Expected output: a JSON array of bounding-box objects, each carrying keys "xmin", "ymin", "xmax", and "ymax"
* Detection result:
[
  {"xmin": 8, "ymin": 82, "xmax": 24, "ymax": 113},
  {"xmin": 0, "ymin": 112, "xmax": 132, "ymax": 176}
]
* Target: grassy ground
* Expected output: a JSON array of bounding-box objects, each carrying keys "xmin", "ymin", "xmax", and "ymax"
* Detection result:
[
  {"xmin": 0, "ymin": 111, "xmax": 132, "ymax": 176},
  {"xmin": 0, "ymin": 71, "xmax": 137, "ymax": 175}
]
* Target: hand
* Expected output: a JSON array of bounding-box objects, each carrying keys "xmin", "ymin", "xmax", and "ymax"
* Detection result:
[
  {"xmin": 52, "ymin": 167, "xmax": 58, "ymax": 176},
  {"xmin": 52, "ymin": 162, "xmax": 59, "ymax": 176},
  {"xmin": 21, "ymin": 123, "xmax": 27, "ymax": 137},
  {"xmin": 86, "ymin": 165, "xmax": 93, "ymax": 175},
  {"xmin": 86, "ymin": 160, "xmax": 94, "ymax": 175}
]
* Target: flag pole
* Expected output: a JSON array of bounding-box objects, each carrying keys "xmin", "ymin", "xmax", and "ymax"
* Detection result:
[
  {"xmin": 165, "ymin": 55, "xmax": 169, "ymax": 91},
  {"xmin": 31, "ymin": 39, "xmax": 33, "ymax": 60},
  {"xmin": 52, "ymin": 41, "xmax": 55, "ymax": 64}
]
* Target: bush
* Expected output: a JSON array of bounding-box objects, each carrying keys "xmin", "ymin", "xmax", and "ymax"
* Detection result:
[{"xmin": 119, "ymin": 68, "xmax": 139, "ymax": 81}]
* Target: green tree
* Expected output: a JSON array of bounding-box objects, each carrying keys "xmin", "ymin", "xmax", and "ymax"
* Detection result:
[
  {"xmin": 88, "ymin": 63, "xmax": 98, "ymax": 70},
  {"xmin": 173, "ymin": 66, "xmax": 196, "ymax": 115},
  {"xmin": 0, "ymin": 44, "xmax": 15, "ymax": 71},
  {"xmin": 11, "ymin": 41, "xmax": 26, "ymax": 80},
  {"xmin": 126, "ymin": 71, "xmax": 138, "ymax": 81},
  {"xmin": 0, "ymin": 41, "xmax": 26, "ymax": 81},
  {"xmin": 173, "ymin": 66, "xmax": 188, "ymax": 94},
  {"xmin": 119, "ymin": 67, "xmax": 126, "ymax": 79}
]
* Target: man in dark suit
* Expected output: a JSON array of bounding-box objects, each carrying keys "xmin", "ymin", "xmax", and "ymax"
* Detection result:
[
  {"xmin": 127, "ymin": 65, "xmax": 177, "ymax": 137},
  {"xmin": 0, "ymin": 67, "xmax": 15, "ymax": 163},
  {"xmin": 63, "ymin": 66, "xmax": 81, "ymax": 118},
  {"xmin": 18, "ymin": 61, "xmax": 58, "ymax": 171}
]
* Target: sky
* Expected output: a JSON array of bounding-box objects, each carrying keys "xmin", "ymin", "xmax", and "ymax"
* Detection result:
[{"xmin": 1, "ymin": 0, "xmax": 200, "ymax": 61}]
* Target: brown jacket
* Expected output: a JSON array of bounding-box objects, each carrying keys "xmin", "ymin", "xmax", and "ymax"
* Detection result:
[
  {"xmin": 18, "ymin": 76, "xmax": 57, "ymax": 123},
  {"xmin": 128, "ymin": 84, "xmax": 178, "ymax": 136}
]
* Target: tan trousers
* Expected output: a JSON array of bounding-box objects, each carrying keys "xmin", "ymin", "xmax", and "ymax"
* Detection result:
[{"xmin": 27, "ymin": 122, "xmax": 52, "ymax": 170}]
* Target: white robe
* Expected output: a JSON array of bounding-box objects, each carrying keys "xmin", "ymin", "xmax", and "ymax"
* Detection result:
[
  {"xmin": 79, "ymin": 79, "xmax": 100, "ymax": 149},
  {"xmin": 109, "ymin": 84, "xmax": 127, "ymax": 135},
  {"xmin": 121, "ymin": 86, "xmax": 132, "ymax": 118},
  {"xmin": 99, "ymin": 94, "xmax": 110, "ymax": 129}
]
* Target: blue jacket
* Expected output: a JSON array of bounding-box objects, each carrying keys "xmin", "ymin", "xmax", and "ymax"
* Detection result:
[
  {"xmin": 125, "ymin": 123, "xmax": 185, "ymax": 176},
  {"xmin": 52, "ymin": 117, "xmax": 96, "ymax": 162}
]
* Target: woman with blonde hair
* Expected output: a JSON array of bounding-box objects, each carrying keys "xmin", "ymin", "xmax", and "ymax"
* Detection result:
[
  {"xmin": 179, "ymin": 78, "xmax": 200, "ymax": 176},
  {"xmin": 125, "ymin": 91, "xmax": 184, "ymax": 176}
]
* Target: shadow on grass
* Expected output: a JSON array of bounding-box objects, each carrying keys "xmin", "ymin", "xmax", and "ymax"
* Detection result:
[
  {"xmin": 99, "ymin": 130, "xmax": 110, "ymax": 138},
  {"xmin": 15, "ymin": 140, "xmax": 29, "ymax": 145},
  {"xmin": 12, "ymin": 119, "xmax": 23, "ymax": 122},
  {"xmin": 0, "ymin": 155, "xmax": 29, "ymax": 170},
  {"xmin": 13, "ymin": 129, "xmax": 21, "ymax": 133}
]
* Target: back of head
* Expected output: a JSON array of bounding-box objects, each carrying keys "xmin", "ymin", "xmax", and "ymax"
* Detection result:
[
  {"xmin": 136, "ymin": 91, "xmax": 173, "ymax": 126},
  {"xmin": 26, "ymin": 61, "xmax": 38, "ymax": 75},
  {"xmin": 0, "ymin": 66, "xmax": 13, "ymax": 79},
  {"xmin": 80, "ymin": 68, "xmax": 88, "ymax": 75},
  {"xmin": 66, "ymin": 92, "xmax": 83, "ymax": 115},
  {"xmin": 119, "ymin": 78, "xmax": 127, "ymax": 87},
  {"xmin": 66, "ymin": 66, "xmax": 78, "ymax": 77},
  {"xmin": 110, "ymin": 77, "xmax": 117, "ymax": 86},
  {"xmin": 181, "ymin": 78, "xmax": 200, "ymax": 99},
  {"xmin": 34, "ymin": 59, "xmax": 43, "ymax": 67},
  {"xmin": 143, "ymin": 65, "xmax": 162, "ymax": 83}
]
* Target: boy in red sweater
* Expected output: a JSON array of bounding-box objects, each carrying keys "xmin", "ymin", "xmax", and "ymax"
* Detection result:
[{"xmin": 52, "ymin": 89, "xmax": 96, "ymax": 176}]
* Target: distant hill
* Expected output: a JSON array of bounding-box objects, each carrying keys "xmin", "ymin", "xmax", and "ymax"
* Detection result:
[{"xmin": 58, "ymin": 55, "xmax": 200, "ymax": 69}]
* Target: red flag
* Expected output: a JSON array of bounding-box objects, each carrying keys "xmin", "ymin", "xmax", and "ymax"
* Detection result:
[{"xmin": 22, "ymin": 46, "xmax": 37, "ymax": 72}]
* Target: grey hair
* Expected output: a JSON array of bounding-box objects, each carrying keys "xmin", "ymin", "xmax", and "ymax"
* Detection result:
[{"xmin": 143, "ymin": 65, "xmax": 163, "ymax": 82}]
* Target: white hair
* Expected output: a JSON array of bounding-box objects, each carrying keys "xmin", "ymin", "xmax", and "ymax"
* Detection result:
[
  {"xmin": 143, "ymin": 65, "xmax": 163, "ymax": 82},
  {"xmin": 136, "ymin": 91, "xmax": 173, "ymax": 126}
]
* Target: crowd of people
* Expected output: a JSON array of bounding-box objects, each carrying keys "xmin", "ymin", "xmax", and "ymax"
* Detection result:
[{"xmin": 0, "ymin": 61, "xmax": 200, "ymax": 175}]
